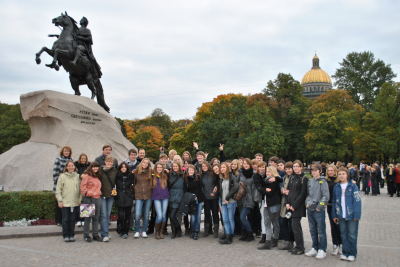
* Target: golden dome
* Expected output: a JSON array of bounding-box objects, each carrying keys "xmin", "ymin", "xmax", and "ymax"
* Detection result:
[
  {"xmin": 301, "ymin": 68, "xmax": 332, "ymax": 84},
  {"xmin": 313, "ymin": 55, "xmax": 319, "ymax": 59}
]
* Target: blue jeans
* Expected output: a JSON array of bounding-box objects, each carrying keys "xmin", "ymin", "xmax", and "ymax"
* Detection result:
[
  {"xmin": 220, "ymin": 201, "xmax": 237, "ymax": 235},
  {"xmin": 339, "ymin": 219, "xmax": 359, "ymax": 257},
  {"xmin": 307, "ymin": 209, "xmax": 327, "ymax": 251},
  {"xmin": 190, "ymin": 202, "xmax": 203, "ymax": 231},
  {"xmin": 239, "ymin": 207, "xmax": 252, "ymax": 232},
  {"xmin": 154, "ymin": 198, "xmax": 169, "ymax": 223},
  {"xmin": 100, "ymin": 197, "xmax": 114, "ymax": 238},
  {"xmin": 135, "ymin": 199, "xmax": 152, "ymax": 233},
  {"xmin": 61, "ymin": 207, "xmax": 76, "ymax": 238}
]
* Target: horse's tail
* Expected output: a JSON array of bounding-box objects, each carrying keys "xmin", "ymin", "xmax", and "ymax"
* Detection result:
[{"xmin": 94, "ymin": 80, "xmax": 110, "ymax": 113}]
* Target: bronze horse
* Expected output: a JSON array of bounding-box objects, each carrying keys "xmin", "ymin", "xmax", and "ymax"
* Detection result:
[{"xmin": 35, "ymin": 12, "xmax": 110, "ymax": 112}]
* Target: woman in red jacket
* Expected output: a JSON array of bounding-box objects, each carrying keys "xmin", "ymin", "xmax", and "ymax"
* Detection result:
[
  {"xmin": 80, "ymin": 161, "xmax": 103, "ymax": 242},
  {"xmin": 395, "ymin": 164, "xmax": 400, "ymax": 197}
]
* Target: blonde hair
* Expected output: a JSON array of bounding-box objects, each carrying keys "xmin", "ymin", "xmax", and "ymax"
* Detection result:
[
  {"xmin": 137, "ymin": 158, "xmax": 152, "ymax": 179},
  {"xmin": 267, "ymin": 166, "xmax": 279, "ymax": 177},
  {"xmin": 169, "ymin": 149, "xmax": 177, "ymax": 158},
  {"xmin": 230, "ymin": 159, "xmax": 241, "ymax": 176},
  {"xmin": 389, "ymin": 164, "xmax": 394, "ymax": 175},
  {"xmin": 105, "ymin": 155, "xmax": 114, "ymax": 163},
  {"xmin": 326, "ymin": 165, "xmax": 340, "ymax": 183},
  {"xmin": 173, "ymin": 155, "xmax": 183, "ymax": 167},
  {"xmin": 219, "ymin": 163, "xmax": 230, "ymax": 180}
]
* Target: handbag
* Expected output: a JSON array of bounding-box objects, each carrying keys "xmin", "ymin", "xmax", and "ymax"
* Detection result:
[
  {"xmin": 368, "ymin": 179, "xmax": 372, "ymax": 187},
  {"xmin": 105, "ymin": 172, "xmax": 117, "ymax": 196},
  {"xmin": 80, "ymin": 203, "xmax": 95, "ymax": 217},
  {"xmin": 252, "ymin": 183, "xmax": 262, "ymax": 203},
  {"xmin": 233, "ymin": 181, "xmax": 247, "ymax": 201}
]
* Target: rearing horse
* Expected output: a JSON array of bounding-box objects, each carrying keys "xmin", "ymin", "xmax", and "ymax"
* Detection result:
[{"xmin": 35, "ymin": 12, "xmax": 110, "ymax": 112}]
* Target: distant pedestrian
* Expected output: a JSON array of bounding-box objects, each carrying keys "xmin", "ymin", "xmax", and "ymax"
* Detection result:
[{"xmin": 386, "ymin": 164, "xmax": 396, "ymax": 197}]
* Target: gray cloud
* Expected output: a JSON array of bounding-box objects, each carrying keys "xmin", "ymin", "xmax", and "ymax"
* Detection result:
[{"xmin": 0, "ymin": 0, "xmax": 399, "ymax": 120}]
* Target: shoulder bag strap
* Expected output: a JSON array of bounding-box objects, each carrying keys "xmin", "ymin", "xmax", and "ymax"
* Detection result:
[{"xmin": 105, "ymin": 172, "xmax": 115, "ymax": 189}]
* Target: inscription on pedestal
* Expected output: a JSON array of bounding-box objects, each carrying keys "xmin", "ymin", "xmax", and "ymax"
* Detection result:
[{"xmin": 71, "ymin": 110, "xmax": 102, "ymax": 124}]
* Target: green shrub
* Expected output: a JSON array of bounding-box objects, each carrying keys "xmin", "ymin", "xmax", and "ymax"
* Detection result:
[
  {"xmin": 0, "ymin": 190, "xmax": 120, "ymax": 222},
  {"xmin": 0, "ymin": 191, "xmax": 56, "ymax": 221}
]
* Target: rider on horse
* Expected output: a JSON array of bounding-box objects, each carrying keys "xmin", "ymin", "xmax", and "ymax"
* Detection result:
[{"xmin": 71, "ymin": 17, "xmax": 102, "ymax": 79}]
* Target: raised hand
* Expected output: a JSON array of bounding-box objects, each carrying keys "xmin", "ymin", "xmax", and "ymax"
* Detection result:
[
  {"xmin": 219, "ymin": 144, "xmax": 224, "ymax": 151},
  {"xmin": 193, "ymin": 142, "xmax": 199, "ymax": 149}
]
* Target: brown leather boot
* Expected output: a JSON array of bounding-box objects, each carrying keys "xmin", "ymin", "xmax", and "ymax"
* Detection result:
[
  {"xmin": 160, "ymin": 222, "xmax": 165, "ymax": 239},
  {"xmin": 155, "ymin": 223, "xmax": 161, "ymax": 240}
]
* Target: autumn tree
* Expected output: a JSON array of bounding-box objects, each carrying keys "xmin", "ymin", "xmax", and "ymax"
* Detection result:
[
  {"xmin": 305, "ymin": 89, "xmax": 364, "ymax": 162},
  {"xmin": 332, "ymin": 51, "xmax": 396, "ymax": 111},
  {"xmin": 129, "ymin": 126, "xmax": 165, "ymax": 161}
]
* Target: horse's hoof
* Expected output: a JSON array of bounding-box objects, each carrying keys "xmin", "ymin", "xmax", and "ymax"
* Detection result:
[
  {"xmin": 35, "ymin": 58, "xmax": 41, "ymax": 64},
  {"xmin": 74, "ymin": 92, "xmax": 81, "ymax": 96},
  {"xmin": 54, "ymin": 64, "xmax": 59, "ymax": 71}
]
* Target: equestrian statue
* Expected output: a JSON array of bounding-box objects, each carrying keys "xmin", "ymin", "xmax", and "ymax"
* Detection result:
[{"xmin": 35, "ymin": 12, "xmax": 110, "ymax": 112}]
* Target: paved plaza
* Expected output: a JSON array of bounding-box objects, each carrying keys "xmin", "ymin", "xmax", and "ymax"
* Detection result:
[{"xmin": 0, "ymin": 187, "xmax": 399, "ymax": 266}]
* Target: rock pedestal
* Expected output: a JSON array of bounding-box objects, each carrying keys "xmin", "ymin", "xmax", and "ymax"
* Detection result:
[{"xmin": 0, "ymin": 90, "xmax": 136, "ymax": 192}]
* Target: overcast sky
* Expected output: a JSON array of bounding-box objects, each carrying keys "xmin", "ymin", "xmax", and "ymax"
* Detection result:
[{"xmin": 1, "ymin": 0, "xmax": 399, "ymax": 120}]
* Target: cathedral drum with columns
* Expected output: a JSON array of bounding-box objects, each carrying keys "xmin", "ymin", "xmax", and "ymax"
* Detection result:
[{"xmin": 301, "ymin": 55, "xmax": 332, "ymax": 100}]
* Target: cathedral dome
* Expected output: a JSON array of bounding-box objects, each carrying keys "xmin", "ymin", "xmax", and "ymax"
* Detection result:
[{"xmin": 301, "ymin": 68, "xmax": 332, "ymax": 84}]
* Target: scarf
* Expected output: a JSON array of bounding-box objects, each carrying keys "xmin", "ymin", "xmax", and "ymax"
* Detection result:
[{"xmin": 241, "ymin": 167, "xmax": 253, "ymax": 178}]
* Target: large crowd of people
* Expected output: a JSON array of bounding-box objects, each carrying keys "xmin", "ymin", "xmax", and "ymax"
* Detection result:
[{"xmin": 53, "ymin": 142, "xmax": 400, "ymax": 262}]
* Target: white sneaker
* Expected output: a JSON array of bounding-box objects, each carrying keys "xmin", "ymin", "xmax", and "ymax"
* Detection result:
[
  {"xmin": 347, "ymin": 256, "xmax": 355, "ymax": 261},
  {"xmin": 338, "ymin": 245, "xmax": 342, "ymax": 255},
  {"xmin": 315, "ymin": 250, "xmax": 326, "ymax": 260},
  {"xmin": 102, "ymin": 237, "xmax": 109, "ymax": 242},
  {"xmin": 332, "ymin": 245, "xmax": 339, "ymax": 255},
  {"xmin": 141, "ymin": 232, "xmax": 147, "ymax": 238},
  {"xmin": 134, "ymin": 232, "xmax": 140, "ymax": 239},
  {"xmin": 81, "ymin": 221, "xmax": 84, "ymax": 226},
  {"xmin": 340, "ymin": 255, "xmax": 348, "ymax": 260},
  {"xmin": 76, "ymin": 221, "xmax": 82, "ymax": 227},
  {"xmin": 305, "ymin": 248, "xmax": 318, "ymax": 257}
]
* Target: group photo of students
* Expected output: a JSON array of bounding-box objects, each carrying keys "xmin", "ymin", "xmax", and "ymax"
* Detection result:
[{"xmin": 53, "ymin": 143, "xmax": 364, "ymax": 262}]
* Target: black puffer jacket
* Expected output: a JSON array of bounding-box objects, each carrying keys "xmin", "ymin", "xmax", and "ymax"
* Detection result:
[
  {"xmin": 258, "ymin": 176, "xmax": 281, "ymax": 207},
  {"xmin": 74, "ymin": 161, "xmax": 91, "ymax": 176},
  {"xmin": 285, "ymin": 173, "xmax": 308, "ymax": 218},
  {"xmin": 115, "ymin": 172, "xmax": 135, "ymax": 207},
  {"xmin": 184, "ymin": 175, "xmax": 205, "ymax": 203}
]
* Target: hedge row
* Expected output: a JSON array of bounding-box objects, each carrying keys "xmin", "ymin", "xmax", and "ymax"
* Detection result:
[{"xmin": 0, "ymin": 191, "xmax": 119, "ymax": 222}]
